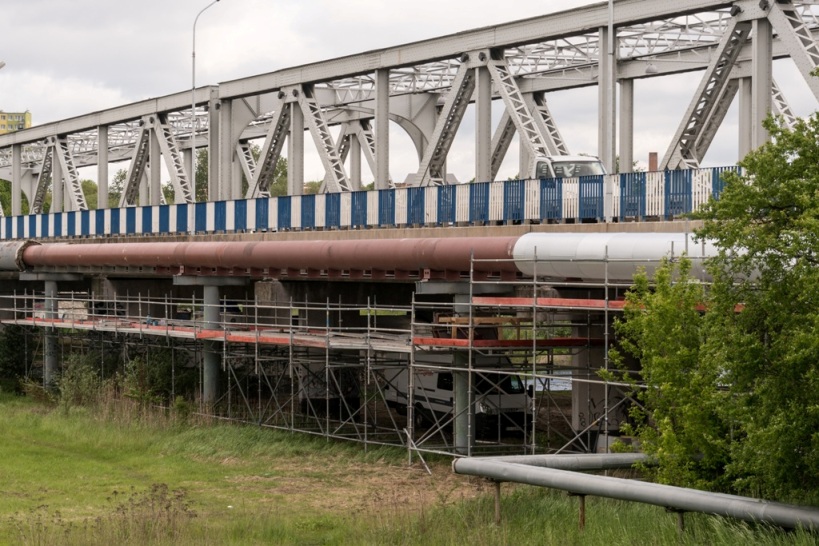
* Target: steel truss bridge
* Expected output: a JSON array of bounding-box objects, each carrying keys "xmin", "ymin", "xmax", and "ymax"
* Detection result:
[{"xmin": 0, "ymin": 0, "xmax": 817, "ymax": 221}]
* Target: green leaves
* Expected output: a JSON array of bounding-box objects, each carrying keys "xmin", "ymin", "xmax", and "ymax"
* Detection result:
[{"xmin": 618, "ymin": 114, "xmax": 819, "ymax": 500}]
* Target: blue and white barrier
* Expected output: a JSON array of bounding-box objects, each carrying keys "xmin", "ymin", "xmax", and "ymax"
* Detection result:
[{"xmin": 0, "ymin": 167, "xmax": 737, "ymax": 240}]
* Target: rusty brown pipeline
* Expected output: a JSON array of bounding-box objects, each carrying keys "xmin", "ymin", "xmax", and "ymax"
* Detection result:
[{"xmin": 21, "ymin": 237, "xmax": 521, "ymax": 273}]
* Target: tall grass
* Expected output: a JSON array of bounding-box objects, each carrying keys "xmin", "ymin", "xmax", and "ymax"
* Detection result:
[{"xmin": 0, "ymin": 392, "xmax": 816, "ymax": 545}]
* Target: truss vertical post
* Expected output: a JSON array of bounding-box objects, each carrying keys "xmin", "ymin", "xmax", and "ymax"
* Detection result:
[
  {"xmin": 475, "ymin": 66, "xmax": 493, "ymax": 183},
  {"xmin": 53, "ymin": 144, "xmax": 64, "ymax": 213},
  {"xmin": 619, "ymin": 79, "xmax": 634, "ymax": 173},
  {"xmin": 598, "ymin": 25, "xmax": 617, "ymax": 174},
  {"xmin": 375, "ymin": 69, "xmax": 391, "ymax": 190},
  {"xmin": 288, "ymin": 102, "xmax": 305, "ymax": 196},
  {"xmin": 150, "ymin": 126, "xmax": 162, "ymax": 206},
  {"xmin": 752, "ymin": 18, "xmax": 773, "ymax": 149},
  {"xmin": 98, "ymin": 126, "xmax": 109, "ymax": 209},
  {"xmin": 738, "ymin": 78, "xmax": 753, "ymax": 158},
  {"xmin": 11, "ymin": 144, "xmax": 21, "ymax": 215},
  {"xmin": 349, "ymin": 134, "xmax": 362, "ymax": 189}
]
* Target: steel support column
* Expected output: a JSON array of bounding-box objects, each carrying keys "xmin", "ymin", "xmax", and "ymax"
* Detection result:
[
  {"xmin": 752, "ymin": 18, "xmax": 773, "ymax": 149},
  {"xmin": 150, "ymin": 126, "xmax": 162, "ymax": 206},
  {"xmin": 11, "ymin": 144, "xmax": 21, "ymax": 215},
  {"xmin": 288, "ymin": 103, "xmax": 305, "ymax": 196},
  {"xmin": 598, "ymin": 26, "xmax": 617, "ymax": 174},
  {"xmin": 453, "ymin": 351, "xmax": 473, "ymax": 455},
  {"xmin": 375, "ymin": 69, "xmax": 390, "ymax": 190},
  {"xmin": 619, "ymin": 79, "xmax": 634, "ymax": 173},
  {"xmin": 53, "ymin": 149, "xmax": 63, "ymax": 213},
  {"xmin": 738, "ymin": 77, "xmax": 753, "ymax": 158},
  {"xmin": 475, "ymin": 66, "xmax": 493, "ymax": 183},
  {"xmin": 98, "ymin": 126, "xmax": 109, "ymax": 209}
]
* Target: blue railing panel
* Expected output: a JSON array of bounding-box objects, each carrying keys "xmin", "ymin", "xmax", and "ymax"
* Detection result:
[
  {"xmin": 95, "ymin": 210, "xmax": 105, "ymax": 235},
  {"xmin": 194, "ymin": 202, "xmax": 208, "ymax": 232},
  {"xmin": 255, "ymin": 199, "xmax": 269, "ymax": 231},
  {"xmin": 664, "ymin": 170, "xmax": 692, "ymax": 219},
  {"xmin": 141, "ymin": 207, "xmax": 152, "ymax": 235},
  {"xmin": 233, "ymin": 200, "xmax": 247, "ymax": 232},
  {"xmin": 325, "ymin": 193, "xmax": 341, "ymax": 228},
  {"xmin": 213, "ymin": 201, "xmax": 226, "ymax": 232},
  {"xmin": 176, "ymin": 204, "xmax": 188, "ymax": 233},
  {"xmin": 351, "ymin": 191, "xmax": 367, "ymax": 228},
  {"xmin": 711, "ymin": 166, "xmax": 736, "ymax": 199},
  {"xmin": 277, "ymin": 196, "xmax": 292, "ymax": 230},
  {"xmin": 437, "ymin": 185, "xmax": 457, "ymax": 224},
  {"xmin": 80, "ymin": 210, "xmax": 90, "ymax": 236},
  {"xmin": 503, "ymin": 180, "xmax": 526, "ymax": 222},
  {"xmin": 620, "ymin": 172, "xmax": 646, "ymax": 220},
  {"xmin": 407, "ymin": 187, "xmax": 425, "ymax": 225},
  {"xmin": 579, "ymin": 176, "xmax": 604, "ymax": 220},
  {"xmin": 378, "ymin": 189, "xmax": 395, "ymax": 226},
  {"xmin": 470, "ymin": 182, "xmax": 490, "ymax": 223},
  {"xmin": 29, "ymin": 214, "xmax": 36, "ymax": 238},
  {"xmin": 110, "ymin": 208, "xmax": 120, "ymax": 235},
  {"xmin": 301, "ymin": 194, "xmax": 316, "ymax": 229},
  {"xmin": 158, "ymin": 205, "xmax": 170, "ymax": 234},
  {"xmin": 40, "ymin": 214, "xmax": 49, "ymax": 238},
  {"xmin": 17, "ymin": 215, "xmax": 25, "ymax": 238}
]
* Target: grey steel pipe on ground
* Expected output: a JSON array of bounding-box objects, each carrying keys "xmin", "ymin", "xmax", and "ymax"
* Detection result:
[
  {"xmin": 453, "ymin": 458, "xmax": 819, "ymax": 531},
  {"xmin": 469, "ymin": 452, "xmax": 647, "ymax": 469}
]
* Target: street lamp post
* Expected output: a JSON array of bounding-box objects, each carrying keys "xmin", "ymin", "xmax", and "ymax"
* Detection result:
[{"xmin": 191, "ymin": 0, "xmax": 220, "ymax": 202}]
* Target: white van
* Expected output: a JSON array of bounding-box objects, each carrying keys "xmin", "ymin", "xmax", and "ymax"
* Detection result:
[
  {"xmin": 533, "ymin": 155, "xmax": 606, "ymax": 179},
  {"xmin": 382, "ymin": 352, "xmax": 532, "ymax": 437}
]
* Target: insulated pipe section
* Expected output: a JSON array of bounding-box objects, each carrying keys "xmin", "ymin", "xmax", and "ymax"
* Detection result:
[
  {"xmin": 513, "ymin": 232, "xmax": 719, "ymax": 282},
  {"xmin": 469, "ymin": 452, "xmax": 647, "ymax": 470},
  {"xmin": 21, "ymin": 237, "xmax": 520, "ymax": 274},
  {"xmin": 0, "ymin": 241, "xmax": 39, "ymax": 271},
  {"xmin": 452, "ymin": 458, "xmax": 819, "ymax": 531}
]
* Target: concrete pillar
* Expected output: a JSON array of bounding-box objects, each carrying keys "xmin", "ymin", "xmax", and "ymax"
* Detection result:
[
  {"xmin": 619, "ymin": 79, "xmax": 634, "ymax": 173},
  {"xmin": 44, "ymin": 280, "xmax": 58, "ymax": 388},
  {"xmin": 738, "ymin": 78, "xmax": 753, "ymax": 159},
  {"xmin": 752, "ymin": 19, "xmax": 773, "ymax": 149},
  {"xmin": 375, "ymin": 69, "xmax": 390, "ymax": 190},
  {"xmin": 475, "ymin": 66, "xmax": 492, "ymax": 183},
  {"xmin": 98, "ymin": 126, "xmax": 109, "ymax": 209},
  {"xmin": 11, "ymin": 144, "xmax": 21, "ymax": 215},
  {"xmin": 202, "ymin": 284, "xmax": 221, "ymax": 405},
  {"xmin": 453, "ymin": 351, "xmax": 474, "ymax": 456},
  {"xmin": 288, "ymin": 103, "xmax": 304, "ymax": 196}
]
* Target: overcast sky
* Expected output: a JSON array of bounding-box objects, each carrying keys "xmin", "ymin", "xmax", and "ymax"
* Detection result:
[{"xmin": 1, "ymin": 0, "xmax": 817, "ymax": 182}]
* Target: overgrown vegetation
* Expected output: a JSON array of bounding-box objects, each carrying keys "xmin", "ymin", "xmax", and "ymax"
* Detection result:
[
  {"xmin": 0, "ymin": 393, "xmax": 814, "ymax": 545},
  {"xmin": 610, "ymin": 114, "xmax": 819, "ymax": 501}
]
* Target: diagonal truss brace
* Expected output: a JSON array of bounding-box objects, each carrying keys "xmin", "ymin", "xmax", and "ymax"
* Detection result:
[
  {"xmin": 486, "ymin": 54, "xmax": 552, "ymax": 163},
  {"xmin": 771, "ymin": 78, "xmax": 797, "ymax": 129},
  {"xmin": 297, "ymin": 85, "xmax": 351, "ymax": 193},
  {"xmin": 246, "ymin": 95, "xmax": 290, "ymax": 199},
  {"xmin": 320, "ymin": 120, "xmax": 388, "ymax": 192},
  {"xmin": 661, "ymin": 18, "xmax": 752, "ymax": 170},
  {"xmin": 154, "ymin": 114, "xmax": 193, "ymax": 204},
  {"xmin": 413, "ymin": 61, "xmax": 476, "ymax": 186},
  {"xmin": 31, "ymin": 145, "xmax": 54, "ymax": 214},
  {"xmin": 54, "ymin": 136, "xmax": 88, "ymax": 211},
  {"xmin": 766, "ymin": 0, "xmax": 819, "ymax": 101},
  {"xmin": 236, "ymin": 142, "xmax": 260, "ymax": 196},
  {"xmin": 691, "ymin": 78, "xmax": 739, "ymax": 165},
  {"xmin": 120, "ymin": 115, "xmax": 190, "ymax": 206},
  {"xmin": 490, "ymin": 111, "xmax": 515, "ymax": 181},
  {"xmin": 531, "ymin": 92, "xmax": 570, "ymax": 156}
]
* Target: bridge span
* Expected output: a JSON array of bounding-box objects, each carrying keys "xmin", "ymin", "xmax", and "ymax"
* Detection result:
[{"xmin": 0, "ymin": 0, "xmax": 813, "ymax": 457}]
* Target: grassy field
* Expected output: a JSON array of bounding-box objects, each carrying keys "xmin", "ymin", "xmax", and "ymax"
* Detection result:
[{"xmin": 0, "ymin": 393, "xmax": 816, "ymax": 545}]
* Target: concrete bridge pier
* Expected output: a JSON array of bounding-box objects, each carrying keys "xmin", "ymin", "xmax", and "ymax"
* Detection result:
[
  {"xmin": 20, "ymin": 273, "xmax": 83, "ymax": 388},
  {"xmin": 174, "ymin": 276, "xmax": 248, "ymax": 406}
]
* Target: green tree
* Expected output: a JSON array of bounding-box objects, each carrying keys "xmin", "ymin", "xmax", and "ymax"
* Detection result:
[
  {"xmin": 81, "ymin": 179, "xmax": 98, "ymax": 209},
  {"xmin": 614, "ymin": 114, "xmax": 819, "ymax": 500},
  {"xmin": 108, "ymin": 169, "xmax": 127, "ymax": 207}
]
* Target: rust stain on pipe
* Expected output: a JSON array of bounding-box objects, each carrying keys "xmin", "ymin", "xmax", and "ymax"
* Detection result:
[{"xmin": 22, "ymin": 237, "xmax": 521, "ymax": 273}]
